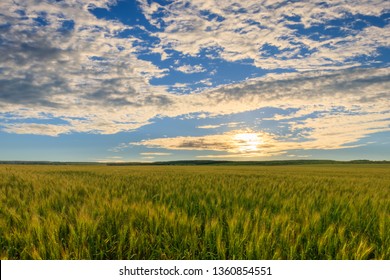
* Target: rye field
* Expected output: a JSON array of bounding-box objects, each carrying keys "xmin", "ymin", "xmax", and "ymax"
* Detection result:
[{"xmin": 0, "ymin": 164, "xmax": 389, "ymax": 260}]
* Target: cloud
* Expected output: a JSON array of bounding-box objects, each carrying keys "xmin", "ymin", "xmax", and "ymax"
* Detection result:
[
  {"xmin": 140, "ymin": 152, "xmax": 172, "ymax": 156},
  {"xmin": 130, "ymin": 129, "xmax": 289, "ymax": 158},
  {"xmin": 176, "ymin": 64, "xmax": 206, "ymax": 74},
  {"xmin": 2, "ymin": 60, "xmax": 389, "ymax": 145},
  {"xmin": 289, "ymin": 111, "xmax": 390, "ymax": 150},
  {"xmin": 108, "ymin": 142, "xmax": 129, "ymax": 152},
  {"xmin": 140, "ymin": 0, "xmax": 389, "ymax": 70},
  {"xmin": 198, "ymin": 78, "xmax": 213, "ymax": 86},
  {"xmin": 197, "ymin": 122, "xmax": 243, "ymax": 129},
  {"xmin": 0, "ymin": 0, "xmax": 169, "ymax": 134},
  {"xmin": 94, "ymin": 156, "xmax": 126, "ymax": 163},
  {"xmin": 126, "ymin": 66, "xmax": 390, "ymax": 157},
  {"xmin": 171, "ymin": 83, "xmax": 188, "ymax": 88},
  {"xmin": 2, "ymin": 123, "xmax": 73, "ymax": 137},
  {"xmin": 197, "ymin": 124, "xmax": 222, "ymax": 129},
  {"xmin": 130, "ymin": 114, "xmax": 389, "ymax": 158},
  {"xmin": 142, "ymin": 156, "xmax": 155, "ymax": 160},
  {"xmin": 0, "ymin": 0, "xmax": 389, "ymax": 158},
  {"xmin": 287, "ymin": 154, "xmax": 311, "ymax": 158},
  {"xmin": 190, "ymin": 67, "xmax": 390, "ymax": 116},
  {"xmin": 131, "ymin": 130, "xmax": 269, "ymax": 153}
]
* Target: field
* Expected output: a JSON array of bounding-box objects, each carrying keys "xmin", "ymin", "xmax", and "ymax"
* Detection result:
[{"xmin": 0, "ymin": 164, "xmax": 389, "ymax": 260}]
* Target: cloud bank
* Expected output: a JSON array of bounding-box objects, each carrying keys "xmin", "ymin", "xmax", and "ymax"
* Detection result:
[{"xmin": 140, "ymin": 0, "xmax": 389, "ymax": 70}]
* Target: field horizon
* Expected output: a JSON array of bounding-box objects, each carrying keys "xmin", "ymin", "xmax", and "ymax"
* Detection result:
[{"xmin": 1, "ymin": 159, "xmax": 389, "ymax": 166}]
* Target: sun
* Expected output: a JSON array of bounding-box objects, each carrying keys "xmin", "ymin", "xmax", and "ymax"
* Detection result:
[{"xmin": 233, "ymin": 133, "xmax": 261, "ymax": 152}]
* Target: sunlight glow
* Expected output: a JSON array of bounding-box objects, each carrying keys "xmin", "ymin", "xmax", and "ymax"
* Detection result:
[{"xmin": 234, "ymin": 133, "xmax": 262, "ymax": 152}]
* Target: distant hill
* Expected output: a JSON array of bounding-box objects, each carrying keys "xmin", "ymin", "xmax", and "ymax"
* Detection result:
[
  {"xmin": 0, "ymin": 161, "xmax": 102, "ymax": 165},
  {"xmin": 134, "ymin": 159, "xmax": 390, "ymax": 166},
  {"xmin": 1, "ymin": 159, "xmax": 389, "ymax": 166}
]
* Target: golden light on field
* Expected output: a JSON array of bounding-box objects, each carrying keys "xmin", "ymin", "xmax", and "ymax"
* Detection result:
[{"xmin": 233, "ymin": 133, "xmax": 262, "ymax": 152}]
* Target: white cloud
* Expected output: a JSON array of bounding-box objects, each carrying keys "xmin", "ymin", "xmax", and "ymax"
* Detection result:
[
  {"xmin": 176, "ymin": 64, "xmax": 206, "ymax": 74},
  {"xmin": 94, "ymin": 156, "xmax": 126, "ymax": 163},
  {"xmin": 2, "ymin": 123, "xmax": 73, "ymax": 137},
  {"xmin": 197, "ymin": 124, "xmax": 222, "ymax": 129},
  {"xmin": 289, "ymin": 111, "xmax": 390, "ymax": 150},
  {"xmin": 287, "ymin": 154, "xmax": 311, "ymax": 158},
  {"xmin": 142, "ymin": 156, "xmax": 155, "ymax": 160},
  {"xmin": 108, "ymin": 142, "xmax": 129, "ymax": 152},
  {"xmin": 197, "ymin": 122, "xmax": 243, "ymax": 129},
  {"xmin": 198, "ymin": 78, "xmax": 213, "ymax": 86},
  {"xmin": 0, "ymin": 0, "xmax": 171, "ymax": 134},
  {"xmin": 140, "ymin": 152, "xmax": 172, "ymax": 156},
  {"xmin": 139, "ymin": 0, "xmax": 389, "ymax": 70},
  {"xmin": 171, "ymin": 83, "xmax": 188, "ymax": 88}
]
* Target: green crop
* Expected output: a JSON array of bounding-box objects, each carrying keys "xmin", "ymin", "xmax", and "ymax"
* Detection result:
[{"xmin": 0, "ymin": 164, "xmax": 389, "ymax": 259}]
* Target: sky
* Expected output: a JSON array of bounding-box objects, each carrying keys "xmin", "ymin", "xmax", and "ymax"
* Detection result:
[{"xmin": 0, "ymin": 0, "xmax": 389, "ymax": 162}]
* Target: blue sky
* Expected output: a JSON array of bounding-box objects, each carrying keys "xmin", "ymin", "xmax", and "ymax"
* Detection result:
[{"xmin": 0, "ymin": 0, "xmax": 389, "ymax": 162}]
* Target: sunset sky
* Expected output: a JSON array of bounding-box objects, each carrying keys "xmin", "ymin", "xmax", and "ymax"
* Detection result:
[{"xmin": 0, "ymin": 0, "xmax": 389, "ymax": 162}]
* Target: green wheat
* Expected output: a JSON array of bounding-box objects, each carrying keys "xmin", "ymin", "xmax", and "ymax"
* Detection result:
[{"xmin": 0, "ymin": 164, "xmax": 389, "ymax": 259}]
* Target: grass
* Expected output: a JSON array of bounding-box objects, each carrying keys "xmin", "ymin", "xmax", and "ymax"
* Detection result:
[{"xmin": 0, "ymin": 164, "xmax": 389, "ymax": 259}]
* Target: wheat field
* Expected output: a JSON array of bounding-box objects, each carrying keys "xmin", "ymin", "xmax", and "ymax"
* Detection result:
[{"xmin": 0, "ymin": 164, "xmax": 389, "ymax": 259}]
